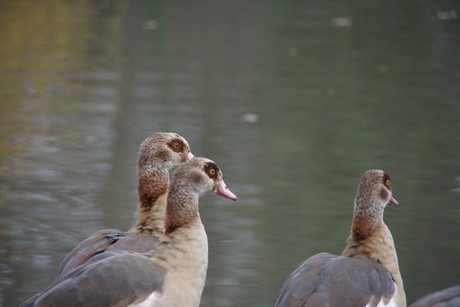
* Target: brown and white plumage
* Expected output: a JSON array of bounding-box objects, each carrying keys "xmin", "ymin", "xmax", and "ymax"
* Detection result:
[
  {"xmin": 409, "ymin": 285, "xmax": 460, "ymax": 307},
  {"xmin": 57, "ymin": 132, "xmax": 193, "ymax": 277},
  {"xmin": 275, "ymin": 170, "xmax": 406, "ymax": 307},
  {"xmin": 21, "ymin": 157, "xmax": 237, "ymax": 307}
]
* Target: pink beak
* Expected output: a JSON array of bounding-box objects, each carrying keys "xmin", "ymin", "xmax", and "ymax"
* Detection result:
[
  {"xmin": 216, "ymin": 179, "xmax": 237, "ymax": 201},
  {"xmin": 389, "ymin": 196, "xmax": 398, "ymax": 206}
]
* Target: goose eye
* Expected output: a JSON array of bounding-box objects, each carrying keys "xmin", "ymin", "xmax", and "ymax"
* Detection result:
[
  {"xmin": 204, "ymin": 162, "xmax": 219, "ymax": 178},
  {"xmin": 168, "ymin": 140, "xmax": 183, "ymax": 153}
]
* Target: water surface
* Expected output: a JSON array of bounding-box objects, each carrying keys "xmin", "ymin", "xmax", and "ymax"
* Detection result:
[{"xmin": 1, "ymin": 1, "xmax": 459, "ymax": 306}]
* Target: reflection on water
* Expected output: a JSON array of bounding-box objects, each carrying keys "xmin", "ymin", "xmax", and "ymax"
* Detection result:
[{"xmin": 1, "ymin": 1, "xmax": 460, "ymax": 306}]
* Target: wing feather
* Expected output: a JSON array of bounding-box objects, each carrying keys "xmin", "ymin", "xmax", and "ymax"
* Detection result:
[
  {"xmin": 22, "ymin": 251, "xmax": 166, "ymax": 307},
  {"xmin": 275, "ymin": 253, "xmax": 396, "ymax": 307}
]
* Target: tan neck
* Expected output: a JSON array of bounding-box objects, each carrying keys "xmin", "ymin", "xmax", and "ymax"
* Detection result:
[
  {"xmin": 129, "ymin": 193, "xmax": 167, "ymax": 235},
  {"xmin": 130, "ymin": 168, "xmax": 169, "ymax": 235},
  {"xmin": 342, "ymin": 223, "xmax": 406, "ymax": 305},
  {"xmin": 149, "ymin": 220, "xmax": 208, "ymax": 307},
  {"xmin": 151, "ymin": 218, "xmax": 206, "ymax": 269}
]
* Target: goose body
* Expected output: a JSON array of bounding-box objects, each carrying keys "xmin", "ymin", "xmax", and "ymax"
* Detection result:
[
  {"xmin": 409, "ymin": 285, "xmax": 460, "ymax": 307},
  {"xmin": 21, "ymin": 157, "xmax": 236, "ymax": 307},
  {"xmin": 275, "ymin": 170, "xmax": 406, "ymax": 307}
]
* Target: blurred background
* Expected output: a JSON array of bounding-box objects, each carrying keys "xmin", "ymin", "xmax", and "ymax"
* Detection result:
[{"xmin": 1, "ymin": 0, "xmax": 459, "ymax": 306}]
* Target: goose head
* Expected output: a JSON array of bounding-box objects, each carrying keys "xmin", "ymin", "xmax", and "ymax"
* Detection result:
[
  {"xmin": 137, "ymin": 132, "xmax": 194, "ymax": 174},
  {"xmin": 164, "ymin": 157, "xmax": 236, "ymax": 234},
  {"xmin": 170, "ymin": 157, "xmax": 237, "ymax": 201},
  {"xmin": 353, "ymin": 169, "xmax": 398, "ymax": 224}
]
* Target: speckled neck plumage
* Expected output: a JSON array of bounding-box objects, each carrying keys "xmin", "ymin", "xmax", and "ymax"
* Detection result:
[
  {"xmin": 349, "ymin": 202, "xmax": 384, "ymax": 242},
  {"xmin": 164, "ymin": 182, "xmax": 200, "ymax": 234},
  {"xmin": 131, "ymin": 167, "xmax": 170, "ymax": 235}
]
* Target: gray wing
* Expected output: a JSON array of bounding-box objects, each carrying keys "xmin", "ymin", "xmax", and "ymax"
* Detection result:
[
  {"xmin": 409, "ymin": 285, "xmax": 460, "ymax": 307},
  {"xmin": 21, "ymin": 251, "xmax": 166, "ymax": 307},
  {"xmin": 57, "ymin": 229, "xmax": 159, "ymax": 279},
  {"xmin": 275, "ymin": 252, "xmax": 396, "ymax": 307}
]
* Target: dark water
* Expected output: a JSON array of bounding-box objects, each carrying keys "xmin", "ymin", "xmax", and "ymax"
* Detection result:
[{"xmin": 1, "ymin": 1, "xmax": 460, "ymax": 306}]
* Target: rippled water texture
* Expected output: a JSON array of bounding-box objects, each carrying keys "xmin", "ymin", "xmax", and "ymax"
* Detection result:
[{"xmin": 1, "ymin": 1, "xmax": 459, "ymax": 306}]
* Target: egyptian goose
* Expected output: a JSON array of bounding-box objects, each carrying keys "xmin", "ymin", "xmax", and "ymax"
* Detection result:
[
  {"xmin": 21, "ymin": 157, "xmax": 237, "ymax": 307},
  {"xmin": 409, "ymin": 285, "xmax": 460, "ymax": 307},
  {"xmin": 57, "ymin": 132, "xmax": 193, "ymax": 277},
  {"xmin": 275, "ymin": 170, "xmax": 406, "ymax": 307}
]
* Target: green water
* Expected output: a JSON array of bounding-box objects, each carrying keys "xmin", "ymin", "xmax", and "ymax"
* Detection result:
[{"xmin": 1, "ymin": 1, "xmax": 459, "ymax": 306}]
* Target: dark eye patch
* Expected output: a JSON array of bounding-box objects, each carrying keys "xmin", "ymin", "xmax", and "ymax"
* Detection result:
[
  {"xmin": 204, "ymin": 162, "xmax": 219, "ymax": 179},
  {"xmin": 383, "ymin": 172, "xmax": 391, "ymax": 190},
  {"xmin": 168, "ymin": 139, "xmax": 185, "ymax": 153}
]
